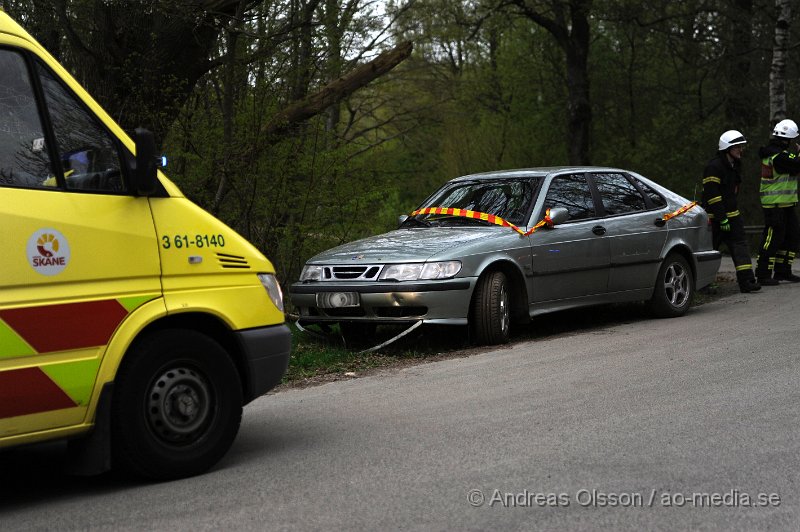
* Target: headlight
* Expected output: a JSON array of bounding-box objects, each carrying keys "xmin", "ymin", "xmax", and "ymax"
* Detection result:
[
  {"xmin": 258, "ymin": 273, "xmax": 284, "ymax": 312},
  {"xmin": 379, "ymin": 261, "xmax": 461, "ymax": 281},
  {"xmin": 420, "ymin": 261, "xmax": 461, "ymax": 279},
  {"xmin": 299, "ymin": 265, "xmax": 324, "ymax": 281}
]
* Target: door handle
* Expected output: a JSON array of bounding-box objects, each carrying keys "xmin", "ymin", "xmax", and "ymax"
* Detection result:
[{"xmin": 592, "ymin": 225, "xmax": 606, "ymax": 235}]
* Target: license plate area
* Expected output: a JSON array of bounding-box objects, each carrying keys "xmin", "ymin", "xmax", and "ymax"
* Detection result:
[{"xmin": 316, "ymin": 291, "xmax": 360, "ymax": 308}]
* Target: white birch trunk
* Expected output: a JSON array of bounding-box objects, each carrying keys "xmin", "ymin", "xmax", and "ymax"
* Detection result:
[{"xmin": 769, "ymin": 0, "xmax": 791, "ymax": 124}]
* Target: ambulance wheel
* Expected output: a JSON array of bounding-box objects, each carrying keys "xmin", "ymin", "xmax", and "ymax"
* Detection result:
[
  {"xmin": 470, "ymin": 270, "xmax": 510, "ymax": 345},
  {"xmin": 111, "ymin": 329, "xmax": 243, "ymax": 480},
  {"xmin": 648, "ymin": 252, "xmax": 694, "ymax": 318}
]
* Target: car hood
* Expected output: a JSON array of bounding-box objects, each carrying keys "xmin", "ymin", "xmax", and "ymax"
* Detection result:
[{"xmin": 308, "ymin": 227, "xmax": 498, "ymax": 263}]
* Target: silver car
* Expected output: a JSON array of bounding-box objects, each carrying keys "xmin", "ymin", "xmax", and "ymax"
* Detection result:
[{"xmin": 290, "ymin": 167, "xmax": 721, "ymax": 345}]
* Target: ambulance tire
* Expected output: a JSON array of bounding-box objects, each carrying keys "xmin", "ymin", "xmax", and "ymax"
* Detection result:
[{"xmin": 111, "ymin": 329, "xmax": 243, "ymax": 480}]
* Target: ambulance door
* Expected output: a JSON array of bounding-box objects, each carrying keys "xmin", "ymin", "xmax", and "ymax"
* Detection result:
[{"xmin": 0, "ymin": 48, "xmax": 161, "ymax": 438}]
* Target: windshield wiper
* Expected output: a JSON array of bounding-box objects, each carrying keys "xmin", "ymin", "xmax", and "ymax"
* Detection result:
[
  {"xmin": 401, "ymin": 216, "xmax": 431, "ymax": 228},
  {"xmin": 431, "ymin": 215, "xmax": 493, "ymax": 226}
]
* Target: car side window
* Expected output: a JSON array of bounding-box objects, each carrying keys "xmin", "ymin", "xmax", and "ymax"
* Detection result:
[
  {"xmin": 593, "ymin": 172, "xmax": 647, "ymax": 215},
  {"xmin": 633, "ymin": 178, "xmax": 667, "ymax": 208},
  {"xmin": 544, "ymin": 174, "xmax": 596, "ymax": 221},
  {"xmin": 0, "ymin": 49, "xmax": 52, "ymax": 189},
  {"xmin": 36, "ymin": 60, "xmax": 125, "ymax": 193}
]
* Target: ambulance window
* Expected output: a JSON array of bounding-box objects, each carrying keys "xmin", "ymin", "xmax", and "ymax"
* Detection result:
[
  {"xmin": 0, "ymin": 49, "xmax": 52, "ymax": 189},
  {"xmin": 36, "ymin": 61, "xmax": 124, "ymax": 193}
]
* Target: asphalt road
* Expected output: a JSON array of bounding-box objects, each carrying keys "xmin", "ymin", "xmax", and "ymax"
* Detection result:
[{"xmin": 2, "ymin": 281, "xmax": 799, "ymax": 530}]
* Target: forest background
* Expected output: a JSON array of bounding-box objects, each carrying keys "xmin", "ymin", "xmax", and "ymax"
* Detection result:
[{"xmin": 3, "ymin": 0, "xmax": 798, "ymax": 309}]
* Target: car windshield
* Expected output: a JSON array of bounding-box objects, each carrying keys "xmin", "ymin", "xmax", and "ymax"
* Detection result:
[{"xmin": 411, "ymin": 178, "xmax": 539, "ymax": 227}]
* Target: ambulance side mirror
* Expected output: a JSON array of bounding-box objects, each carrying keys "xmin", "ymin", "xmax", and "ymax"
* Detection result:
[{"xmin": 130, "ymin": 128, "xmax": 158, "ymax": 196}]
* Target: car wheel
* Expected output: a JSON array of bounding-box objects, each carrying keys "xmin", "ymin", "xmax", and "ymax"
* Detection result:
[
  {"xmin": 339, "ymin": 322, "xmax": 377, "ymax": 347},
  {"xmin": 648, "ymin": 253, "xmax": 694, "ymax": 318},
  {"xmin": 471, "ymin": 270, "xmax": 511, "ymax": 345},
  {"xmin": 111, "ymin": 329, "xmax": 243, "ymax": 480}
]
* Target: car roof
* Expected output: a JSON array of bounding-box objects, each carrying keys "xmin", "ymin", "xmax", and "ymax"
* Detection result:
[{"xmin": 450, "ymin": 166, "xmax": 631, "ymax": 182}]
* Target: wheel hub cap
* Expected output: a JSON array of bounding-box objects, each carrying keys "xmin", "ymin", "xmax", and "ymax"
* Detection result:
[{"xmin": 147, "ymin": 367, "xmax": 212, "ymax": 444}]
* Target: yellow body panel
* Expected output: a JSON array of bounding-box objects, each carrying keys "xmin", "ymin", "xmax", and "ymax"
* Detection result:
[{"xmin": 0, "ymin": 10, "xmax": 285, "ymax": 451}]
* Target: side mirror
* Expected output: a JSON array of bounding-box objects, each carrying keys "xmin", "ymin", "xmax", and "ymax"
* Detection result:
[
  {"xmin": 547, "ymin": 207, "xmax": 569, "ymax": 226},
  {"xmin": 130, "ymin": 128, "xmax": 158, "ymax": 196},
  {"xmin": 397, "ymin": 214, "xmax": 409, "ymax": 227}
]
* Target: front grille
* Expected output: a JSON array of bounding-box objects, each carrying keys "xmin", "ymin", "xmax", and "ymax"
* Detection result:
[
  {"xmin": 217, "ymin": 253, "xmax": 250, "ymax": 269},
  {"xmin": 323, "ymin": 307, "xmax": 367, "ymax": 317},
  {"xmin": 321, "ymin": 265, "xmax": 382, "ymax": 281}
]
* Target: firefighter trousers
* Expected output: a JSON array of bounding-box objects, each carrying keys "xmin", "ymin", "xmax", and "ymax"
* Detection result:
[
  {"xmin": 712, "ymin": 215, "xmax": 755, "ymax": 284},
  {"xmin": 756, "ymin": 206, "xmax": 800, "ymax": 278}
]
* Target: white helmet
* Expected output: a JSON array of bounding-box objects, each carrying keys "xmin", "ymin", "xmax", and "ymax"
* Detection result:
[
  {"xmin": 773, "ymin": 119, "xmax": 799, "ymax": 139},
  {"xmin": 718, "ymin": 130, "xmax": 747, "ymax": 150}
]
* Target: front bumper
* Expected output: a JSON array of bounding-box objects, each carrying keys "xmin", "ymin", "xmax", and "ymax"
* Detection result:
[
  {"xmin": 289, "ymin": 279, "xmax": 475, "ymax": 326},
  {"xmin": 234, "ymin": 323, "xmax": 291, "ymax": 403}
]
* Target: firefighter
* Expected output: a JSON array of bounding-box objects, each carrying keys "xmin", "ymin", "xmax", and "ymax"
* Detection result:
[
  {"xmin": 702, "ymin": 130, "xmax": 761, "ymax": 293},
  {"xmin": 756, "ymin": 119, "xmax": 800, "ymax": 284}
]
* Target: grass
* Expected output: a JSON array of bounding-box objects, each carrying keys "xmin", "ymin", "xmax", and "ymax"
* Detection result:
[{"xmin": 280, "ymin": 274, "xmax": 739, "ymax": 388}]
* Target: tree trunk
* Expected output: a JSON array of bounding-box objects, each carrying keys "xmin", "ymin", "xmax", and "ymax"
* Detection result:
[
  {"xmin": 565, "ymin": 2, "xmax": 592, "ymax": 165},
  {"xmin": 724, "ymin": 0, "xmax": 754, "ymax": 128},
  {"xmin": 769, "ymin": 0, "xmax": 791, "ymax": 124},
  {"xmin": 512, "ymin": 0, "xmax": 593, "ymax": 165},
  {"xmin": 260, "ymin": 41, "xmax": 413, "ymax": 139}
]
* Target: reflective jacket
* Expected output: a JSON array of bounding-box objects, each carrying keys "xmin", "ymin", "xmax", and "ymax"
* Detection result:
[
  {"xmin": 758, "ymin": 140, "xmax": 800, "ymax": 207},
  {"xmin": 702, "ymin": 153, "xmax": 742, "ymax": 221}
]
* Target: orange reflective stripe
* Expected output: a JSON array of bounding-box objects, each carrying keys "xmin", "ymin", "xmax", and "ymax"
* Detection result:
[
  {"xmin": 410, "ymin": 207, "xmax": 555, "ymax": 236},
  {"xmin": 662, "ymin": 202, "xmax": 698, "ymax": 221},
  {"xmin": 411, "ymin": 207, "xmax": 524, "ymax": 234}
]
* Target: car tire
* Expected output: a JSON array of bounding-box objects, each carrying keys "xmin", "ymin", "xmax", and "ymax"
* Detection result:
[
  {"xmin": 111, "ymin": 329, "xmax": 243, "ymax": 480},
  {"xmin": 339, "ymin": 322, "xmax": 377, "ymax": 347},
  {"xmin": 648, "ymin": 253, "xmax": 694, "ymax": 318},
  {"xmin": 471, "ymin": 270, "xmax": 511, "ymax": 345}
]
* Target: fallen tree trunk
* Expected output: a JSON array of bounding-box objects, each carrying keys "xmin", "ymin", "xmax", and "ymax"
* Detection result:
[{"xmin": 261, "ymin": 40, "xmax": 413, "ymax": 138}]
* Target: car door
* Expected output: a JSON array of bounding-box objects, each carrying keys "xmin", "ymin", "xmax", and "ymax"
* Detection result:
[
  {"xmin": 592, "ymin": 172, "xmax": 668, "ymax": 292},
  {"xmin": 0, "ymin": 48, "xmax": 161, "ymax": 438},
  {"xmin": 530, "ymin": 173, "xmax": 611, "ymax": 303}
]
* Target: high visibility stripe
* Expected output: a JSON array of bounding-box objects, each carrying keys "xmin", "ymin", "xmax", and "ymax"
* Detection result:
[
  {"xmin": 726, "ymin": 210, "xmax": 740, "ymax": 218},
  {"xmin": 761, "ymin": 154, "xmax": 798, "ymax": 205},
  {"xmin": 0, "ymin": 367, "xmax": 76, "ymax": 418},
  {"xmin": 735, "ymin": 264, "xmax": 752, "ymax": 271},
  {"xmin": 763, "ymin": 227, "xmax": 774, "ymax": 250},
  {"xmin": 662, "ymin": 202, "xmax": 698, "ymax": 221},
  {"xmin": 708, "ymin": 196, "xmax": 722, "ymax": 204},
  {"xmin": 42, "ymin": 358, "xmax": 101, "ymax": 406},
  {"xmin": 703, "ymin": 176, "xmax": 721, "ymax": 184},
  {"xmin": 0, "ymin": 295, "xmax": 158, "ymax": 420},
  {"xmin": 0, "ymin": 300, "xmax": 128, "ymax": 353},
  {"xmin": 0, "ymin": 319, "xmax": 35, "ymax": 360},
  {"xmin": 409, "ymin": 207, "xmax": 555, "ymax": 236},
  {"xmin": 118, "ymin": 295, "xmax": 157, "ymax": 313}
]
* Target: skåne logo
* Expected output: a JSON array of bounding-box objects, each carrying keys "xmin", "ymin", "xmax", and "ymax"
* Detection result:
[{"xmin": 27, "ymin": 229, "xmax": 70, "ymax": 275}]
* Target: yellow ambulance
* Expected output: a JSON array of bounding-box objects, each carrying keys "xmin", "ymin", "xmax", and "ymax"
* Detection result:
[{"xmin": 0, "ymin": 10, "xmax": 290, "ymax": 479}]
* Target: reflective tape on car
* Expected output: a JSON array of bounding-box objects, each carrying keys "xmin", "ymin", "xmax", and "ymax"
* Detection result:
[
  {"xmin": 662, "ymin": 201, "xmax": 698, "ymax": 221},
  {"xmin": 409, "ymin": 207, "xmax": 554, "ymax": 236}
]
